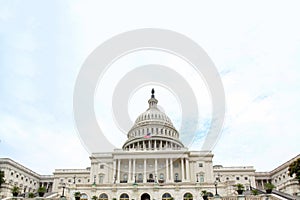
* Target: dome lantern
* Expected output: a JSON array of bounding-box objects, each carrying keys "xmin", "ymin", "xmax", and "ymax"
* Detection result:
[{"xmin": 148, "ymin": 88, "xmax": 158, "ymax": 109}]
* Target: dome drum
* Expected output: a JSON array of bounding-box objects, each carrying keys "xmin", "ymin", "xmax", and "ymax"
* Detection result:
[{"xmin": 123, "ymin": 137, "xmax": 183, "ymax": 151}]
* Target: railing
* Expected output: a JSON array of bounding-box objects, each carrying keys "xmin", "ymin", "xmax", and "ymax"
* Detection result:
[
  {"xmin": 40, "ymin": 175, "xmax": 54, "ymax": 178},
  {"xmin": 272, "ymin": 190, "xmax": 298, "ymax": 200},
  {"xmin": 252, "ymin": 187, "xmax": 298, "ymax": 200},
  {"xmin": 222, "ymin": 195, "xmax": 290, "ymax": 200},
  {"xmin": 214, "ymin": 166, "xmax": 255, "ymax": 170},
  {"xmin": 54, "ymin": 169, "xmax": 89, "ymax": 172}
]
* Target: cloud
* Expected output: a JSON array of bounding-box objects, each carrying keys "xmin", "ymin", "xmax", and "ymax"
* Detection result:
[{"xmin": 1, "ymin": 0, "xmax": 300, "ymax": 174}]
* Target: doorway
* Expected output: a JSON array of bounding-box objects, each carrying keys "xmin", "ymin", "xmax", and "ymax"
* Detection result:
[{"xmin": 141, "ymin": 193, "xmax": 150, "ymax": 200}]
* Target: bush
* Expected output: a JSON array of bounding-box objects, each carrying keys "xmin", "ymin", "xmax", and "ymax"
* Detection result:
[
  {"xmin": 264, "ymin": 183, "xmax": 275, "ymax": 189},
  {"xmin": 251, "ymin": 189, "xmax": 259, "ymax": 195},
  {"xmin": 92, "ymin": 196, "xmax": 98, "ymax": 200},
  {"xmin": 38, "ymin": 186, "xmax": 46, "ymax": 193},
  {"xmin": 28, "ymin": 192, "xmax": 35, "ymax": 198},
  {"xmin": 235, "ymin": 183, "xmax": 244, "ymax": 190},
  {"xmin": 11, "ymin": 186, "xmax": 20, "ymax": 197}
]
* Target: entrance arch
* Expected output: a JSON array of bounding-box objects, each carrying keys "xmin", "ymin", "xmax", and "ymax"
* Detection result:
[{"xmin": 141, "ymin": 193, "xmax": 150, "ymax": 200}]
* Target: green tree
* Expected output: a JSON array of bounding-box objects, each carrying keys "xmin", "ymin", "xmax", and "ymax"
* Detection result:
[
  {"xmin": 0, "ymin": 171, "xmax": 4, "ymax": 187},
  {"xmin": 288, "ymin": 158, "xmax": 300, "ymax": 184},
  {"xmin": 11, "ymin": 186, "xmax": 20, "ymax": 197},
  {"xmin": 92, "ymin": 195, "xmax": 98, "ymax": 200},
  {"xmin": 251, "ymin": 189, "xmax": 259, "ymax": 195},
  {"xmin": 28, "ymin": 193, "xmax": 35, "ymax": 198}
]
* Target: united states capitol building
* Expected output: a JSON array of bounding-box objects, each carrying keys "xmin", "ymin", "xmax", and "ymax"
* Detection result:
[{"xmin": 0, "ymin": 90, "xmax": 299, "ymax": 200}]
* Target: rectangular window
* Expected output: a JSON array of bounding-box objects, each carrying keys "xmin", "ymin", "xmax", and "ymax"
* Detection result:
[
  {"xmin": 100, "ymin": 164, "xmax": 104, "ymax": 169},
  {"xmin": 199, "ymin": 163, "xmax": 203, "ymax": 167},
  {"xmin": 200, "ymin": 175, "xmax": 204, "ymax": 183},
  {"xmin": 99, "ymin": 175, "xmax": 104, "ymax": 183}
]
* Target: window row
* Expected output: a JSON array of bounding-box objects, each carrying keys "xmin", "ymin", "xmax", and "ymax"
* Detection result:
[
  {"xmin": 9, "ymin": 171, "xmax": 37, "ymax": 185},
  {"xmin": 129, "ymin": 128, "xmax": 178, "ymax": 138},
  {"xmin": 60, "ymin": 177, "xmax": 90, "ymax": 183},
  {"xmin": 85, "ymin": 192, "xmax": 194, "ymax": 200},
  {"xmin": 137, "ymin": 113, "xmax": 170, "ymax": 121},
  {"xmin": 224, "ymin": 176, "xmax": 248, "ymax": 181}
]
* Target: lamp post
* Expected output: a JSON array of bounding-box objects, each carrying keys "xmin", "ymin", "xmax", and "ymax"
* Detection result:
[
  {"xmin": 249, "ymin": 179, "xmax": 252, "ymax": 190},
  {"xmin": 60, "ymin": 183, "xmax": 66, "ymax": 198},
  {"xmin": 93, "ymin": 175, "xmax": 96, "ymax": 185},
  {"xmin": 214, "ymin": 181, "xmax": 218, "ymax": 196},
  {"xmin": 175, "ymin": 174, "xmax": 178, "ymax": 182}
]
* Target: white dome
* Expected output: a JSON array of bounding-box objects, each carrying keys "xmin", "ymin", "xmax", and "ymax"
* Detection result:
[
  {"xmin": 133, "ymin": 107, "xmax": 174, "ymax": 129},
  {"xmin": 122, "ymin": 89, "xmax": 184, "ymax": 151}
]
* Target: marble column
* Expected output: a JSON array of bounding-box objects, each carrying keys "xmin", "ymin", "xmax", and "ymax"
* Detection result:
[
  {"xmin": 181, "ymin": 158, "xmax": 185, "ymax": 181},
  {"xmin": 170, "ymin": 158, "xmax": 173, "ymax": 181},
  {"xmin": 128, "ymin": 159, "xmax": 131, "ymax": 182},
  {"xmin": 133, "ymin": 159, "xmax": 136, "ymax": 182},
  {"xmin": 166, "ymin": 158, "xmax": 169, "ymax": 182},
  {"xmin": 113, "ymin": 160, "xmax": 116, "ymax": 183},
  {"xmin": 144, "ymin": 159, "xmax": 147, "ymax": 183},
  {"xmin": 155, "ymin": 159, "xmax": 158, "ymax": 178},
  {"xmin": 185, "ymin": 158, "xmax": 190, "ymax": 181},
  {"xmin": 117, "ymin": 159, "xmax": 121, "ymax": 183}
]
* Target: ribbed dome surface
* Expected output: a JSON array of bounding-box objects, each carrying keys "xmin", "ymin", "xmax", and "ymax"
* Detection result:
[
  {"xmin": 122, "ymin": 89, "xmax": 184, "ymax": 151},
  {"xmin": 133, "ymin": 107, "xmax": 174, "ymax": 129}
]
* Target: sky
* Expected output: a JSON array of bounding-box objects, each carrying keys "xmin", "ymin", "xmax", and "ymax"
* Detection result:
[{"xmin": 0, "ymin": 0, "xmax": 300, "ymax": 175}]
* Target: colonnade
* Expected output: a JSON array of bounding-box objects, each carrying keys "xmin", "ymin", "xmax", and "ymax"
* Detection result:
[
  {"xmin": 113, "ymin": 158, "xmax": 190, "ymax": 183},
  {"xmin": 124, "ymin": 140, "xmax": 182, "ymax": 151}
]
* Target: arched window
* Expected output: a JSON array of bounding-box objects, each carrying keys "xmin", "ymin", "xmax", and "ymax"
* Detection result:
[
  {"xmin": 175, "ymin": 172, "xmax": 179, "ymax": 178},
  {"xmin": 162, "ymin": 193, "xmax": 172, "ymax": 200},
  {"xmin": 81, "ymin": 193, "xmax": 88, "ymax": 200},
  {"xmin": 160, "ymin": 173, "xmax": 164, "ymax": 180},
  {"xmin": 120, "ymin": 193, "xmax": 129, "ymax": 200},
  {"xmin": 184, "ymin": 193, "xmax": 193, "ymax": 200},
  {"xmin": 123, "ymin": 173, "xmax": 128, "ymax": 181},
  {"xmin": 99, "ymin": 193, "xmax": 108, "ymax": 200},
  {"xmin": 138, "ymin": 173, "xmax": 143, "ymax": 181},
  {"xmin": 149, "ymin": 173, "xmax": 153, "ymax": 179}
]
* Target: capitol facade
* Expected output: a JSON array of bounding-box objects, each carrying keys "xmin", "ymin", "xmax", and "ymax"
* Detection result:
[{"xmin": 0, "ymin": 90, "xmax": 299, "ymax": 200}]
